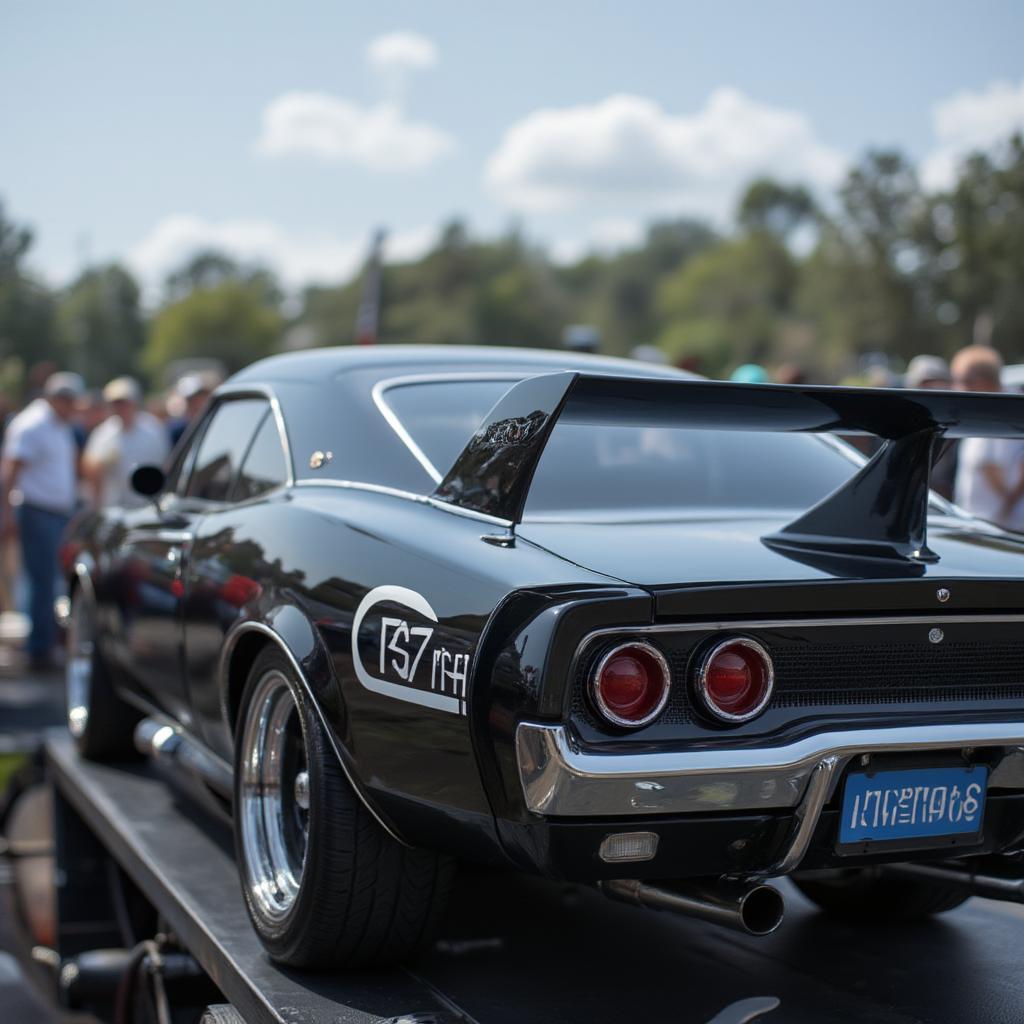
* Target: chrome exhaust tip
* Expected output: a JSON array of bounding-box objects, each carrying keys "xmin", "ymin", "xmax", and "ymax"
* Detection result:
[
  {"xmin": 133, "ymin": 718, "xmax": 181, "ymax": 758},
  {"xmin": 600, "ymin": 877, "xmax": 785, "ymax": 936}
]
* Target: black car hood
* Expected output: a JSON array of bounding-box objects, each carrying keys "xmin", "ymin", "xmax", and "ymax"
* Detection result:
[{"xmin": 517, "ymin": 511, "xmax": 1024, "ymax": 588}]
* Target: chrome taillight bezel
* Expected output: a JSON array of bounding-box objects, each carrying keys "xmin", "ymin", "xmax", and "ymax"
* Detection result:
[
  {"xmin": 694, "ymin": 636, "xmax": 774, "ymax": 724},
  {"xmin": 589, "ymin": 640, "xmax": 672, "ymax": 729}
]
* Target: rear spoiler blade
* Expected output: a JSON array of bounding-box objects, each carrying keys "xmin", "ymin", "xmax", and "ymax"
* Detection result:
[{"xmin": 433, "ymin": 372, "xmax": 1024, "ymax": 564}]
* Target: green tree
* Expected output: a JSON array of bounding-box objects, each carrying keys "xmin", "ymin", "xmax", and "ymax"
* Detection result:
[
  {"xmin": 144, "ymin": 281, "xmax": 283, "ymax": 379},
  {"xmin": 0, "ymin": 200, "xmax": 60, "ymax": 382},
  {"xmin": 919, "ymin": 134, "xmax": 1024, "ymax": 357},
  {"xmin": 654, "ymin": 233, "xmax": 796, "ymax": 374},
  {"xmin": 797, "ymin": 150, "xmax": 935, "ymax": 365},
  {"xmin": 738, "ymin": 179, "xmax": 816, "ymax": 240},
  {"xmin": 57, "ymin": 264, "xmax": 145, "ymax": 384}
]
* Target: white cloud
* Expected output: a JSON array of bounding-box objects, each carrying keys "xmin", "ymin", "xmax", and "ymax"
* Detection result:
[
  {"xmin": 367, "ymin": 31, "xmax": 438, "ymax": 77},
  {"xmin": 255, "ymin": 90, "xmax": 453, "ymax": 171},
  {"xmin": 129, "ymin": 214, "xmax": 437, "ymax": 295},
  {"xmin": 485, "ymin": 88, "xmax": 846, "ymax": 216},
  {"xmin": 922, "ymin": 79, "xmax": 1024, "ymax": 191}
]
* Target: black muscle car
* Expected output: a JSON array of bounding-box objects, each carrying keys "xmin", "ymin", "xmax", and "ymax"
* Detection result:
[{"xmin": 62, "ymin": 345, "xmax": 1024, "ymax": 967}]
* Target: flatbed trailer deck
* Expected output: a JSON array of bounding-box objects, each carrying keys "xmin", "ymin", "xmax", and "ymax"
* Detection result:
[{"xmin": 45, "ymin": 733, "xmax": 1024, "ymax": 1024}]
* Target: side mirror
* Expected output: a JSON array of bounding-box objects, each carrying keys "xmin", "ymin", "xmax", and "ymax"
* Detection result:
[{"xmin": 131, "ymin": 464, "xmax": 166, "ymax": 498}]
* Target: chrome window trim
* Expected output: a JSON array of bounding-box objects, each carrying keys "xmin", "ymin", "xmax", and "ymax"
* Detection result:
[
  {"xmin": 292, "ymin": 477, "xmax": 514, "ymax": 528},
  {"xmin": 214, "ymin": 383, "xmax": 296, "ymax": 488},
  {"xmin": 371, "ymin": 372, "xmax": 527, "ymax": 486}
]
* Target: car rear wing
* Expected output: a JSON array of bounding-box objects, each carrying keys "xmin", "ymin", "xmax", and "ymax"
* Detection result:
[{"xmin": 433, "ymin": 371, "xmax": 1024, "ymax": 565}]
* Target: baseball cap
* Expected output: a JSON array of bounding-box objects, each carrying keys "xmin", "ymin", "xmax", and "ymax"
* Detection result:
[
  {"xmin": 102, "ymin": 376, "xmax": 143, "ymax": 404},
  {"xmin": 905, "ymin": 355, "xmax": 952, "ymax": 389},
  {"xmin": 176, "ymin": 372, "xmax": 214, "ymax": 400},
  {"xmin": 43, "ymin": 371, "xmax": 86, "ymax": 399}
]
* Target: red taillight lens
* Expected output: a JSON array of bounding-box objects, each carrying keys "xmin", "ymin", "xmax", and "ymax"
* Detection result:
[
  {"xmin": 591, "ymin": 642, "xmax": 671, "ymax": 728},
  {"xmin": 697, "ymin": 638, "xmax": 773, "ymax": 722}
]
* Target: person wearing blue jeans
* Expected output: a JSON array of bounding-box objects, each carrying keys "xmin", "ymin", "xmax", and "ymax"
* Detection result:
[
  {"xmin": 1, "ymin": 372, "xmax": 84, "ymax": 671},
  {"xmin": 16, "ymin": 504, "xmax": 70, "ymax": 661}
]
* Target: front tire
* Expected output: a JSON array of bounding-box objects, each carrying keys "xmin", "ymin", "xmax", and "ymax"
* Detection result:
[
  {"xmin": 793, "ymin": 868, "xmax": 970, "ymax": 922},
  {"xmin": 66, "ymin": 589, "xmax": 141, "ymax": 761},
  {"xmin": 233, "ymin": 647, "xmax": 452, "ymax": 968}
]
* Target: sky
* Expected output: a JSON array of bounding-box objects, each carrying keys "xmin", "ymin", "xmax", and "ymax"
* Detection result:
[{"xmin": 3, "ymin": 1, "xmax": 1024, "ymax": 297}]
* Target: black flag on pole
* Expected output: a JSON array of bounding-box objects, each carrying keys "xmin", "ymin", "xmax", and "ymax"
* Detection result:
[{"xmin": 355, "ymin": 228, "xmax": 386, "ymax": 346}]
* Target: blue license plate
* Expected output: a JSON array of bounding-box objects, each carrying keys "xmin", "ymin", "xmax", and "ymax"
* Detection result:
[{"xmin": 839, "ymin": 765, "xmax": 988, "ymax": 845}]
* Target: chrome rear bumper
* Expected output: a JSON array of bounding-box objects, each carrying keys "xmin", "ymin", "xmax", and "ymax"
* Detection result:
[{"xmin": 515, "ymin": 721, "xmax": 1024, "ymax": 873}]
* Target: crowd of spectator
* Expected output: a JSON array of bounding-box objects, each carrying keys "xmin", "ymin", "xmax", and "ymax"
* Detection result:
[
  {"xmin": 0, "ymin": 370, "xmax": 217, "ymax": 670},
  {"xmin": 1, "ymin": 344, "xmax": 1022, "ymax": 674}
]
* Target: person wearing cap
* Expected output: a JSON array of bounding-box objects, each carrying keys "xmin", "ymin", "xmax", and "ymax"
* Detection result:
[
  {"xmin": 1, "ymin": 371, "xmax": 85, "ymax": 669},
  {"xmin": 83, "ymin": 377, "xmax": 170, "ymax": 509},
  {"xmin": 904, "ymin": 355, "xmax": 952, "ymax": 390},
  {"xmin": 904, "ymin": 355, "xmax": 957, "ymax": 500},
  {"xmin": 952, "ymin": 345, "xmax": 1024, "ymax": 529},
  {"xmin": 167, "ymin": 372, "xmax": 215, "ymax": 448}
]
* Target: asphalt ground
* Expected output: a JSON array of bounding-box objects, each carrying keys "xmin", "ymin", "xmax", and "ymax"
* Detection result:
[{"xmin": 3, "ymin": 640, "xmax": 1024, "ymax": 1024}]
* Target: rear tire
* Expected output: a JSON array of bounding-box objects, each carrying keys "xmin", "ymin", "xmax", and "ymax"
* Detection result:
[
  {"xmin": 233, "ymin": 647, "xmax": 453, "ymax": 968},
  {"xmin": 66, "ymin": 588, "xmax": 141, "ymax": 761},
  {"xmin": 793, "ymin": 868, "xmax": 970, "ymax": 922}
]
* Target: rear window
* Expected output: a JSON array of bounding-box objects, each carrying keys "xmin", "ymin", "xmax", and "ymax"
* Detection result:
[{"xmin": 381, "ymin": 378, "xmax": 859, "ymax": 515}]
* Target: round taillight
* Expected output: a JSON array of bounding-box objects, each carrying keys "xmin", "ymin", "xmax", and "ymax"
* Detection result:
[
  {"xmin": 590, "ymin": 642, "xmax": 671, "ymax": 728},
  {"xmin": 696, "ymin": 638, "xmax": 774, "ymax": 723}
]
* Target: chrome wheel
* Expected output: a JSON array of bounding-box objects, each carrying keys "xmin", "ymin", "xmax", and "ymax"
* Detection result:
[
  {"xmin": 239, "ymin": 670, "xmax": 310, "ymax": 922},
  {"xmin": 66, "ymin": 597, "xmax": 93, "ymax": 739}
]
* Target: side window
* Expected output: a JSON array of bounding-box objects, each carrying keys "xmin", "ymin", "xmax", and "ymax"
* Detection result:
[
  {"xmin": 185, "ymin": 399, "xmax": 267, "ymax": 502},
  {"xmin": 232, "ymin": 412, "xmax": 289, "ymax": 501}
]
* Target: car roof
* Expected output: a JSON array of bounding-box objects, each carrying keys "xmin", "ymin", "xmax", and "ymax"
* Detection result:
[
  {"xmin": 223, "ymin": 345, "xmax": 694, "ymax": 500},
  {"xmin": 230, "ymin": 344, "xmax": 692, "ymax": 384}
]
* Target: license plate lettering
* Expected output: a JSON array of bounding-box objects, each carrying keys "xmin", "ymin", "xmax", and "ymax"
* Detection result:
[{"xmin": 839, "ymin": 766, "xmax": 987, "ymax": 845}]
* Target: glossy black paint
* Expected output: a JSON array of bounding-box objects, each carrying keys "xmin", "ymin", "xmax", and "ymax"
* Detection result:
[{"xmin": 64, "ymin": 345, "xmax": 1024, "ymax": 886}]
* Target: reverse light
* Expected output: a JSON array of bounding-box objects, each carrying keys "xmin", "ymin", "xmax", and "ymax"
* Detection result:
[
  {"xmin": 590, "ymin": 641, "xmax": 671, "ymax": 729},
  {"xmin": 696, "ymin": 637, "xmax": 774, "ymax": 723},
  {"xmin": 599, "ymin": 831, "xmax": 659, "ymax": 863}
]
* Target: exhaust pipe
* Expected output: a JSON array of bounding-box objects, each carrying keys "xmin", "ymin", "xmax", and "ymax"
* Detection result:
[
  {"xmin": 600, "ymin": 878, "xmax": 785, "ymax": 936},
  {"xmin": 133, "ymin": 718, "xmax": 233, "ymax": 807},
  {"xmin": 883, "ymin": 862, "xmax": 1024, "ymax": 903}
]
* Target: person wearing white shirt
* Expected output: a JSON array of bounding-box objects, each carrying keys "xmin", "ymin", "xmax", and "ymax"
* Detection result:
[
  {"xmin": 84, "ymin": 377, "xmax": 170, "ymax": 509},
  {"xmin": 952, "ymin": 345, "xmax": 1024, "ymax": 531},
  {"xmin": 1, "ymin": 372, "xmax": 84, "ymax": 669}
]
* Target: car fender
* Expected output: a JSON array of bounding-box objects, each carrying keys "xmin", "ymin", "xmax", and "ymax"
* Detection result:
[{"xmin": 219, "ymin": 610, "xmax": 408, "ymax": 845}]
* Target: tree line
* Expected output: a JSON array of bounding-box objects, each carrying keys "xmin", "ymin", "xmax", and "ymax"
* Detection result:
[{"xmin": 1, "ymin": 134, "xmax": 1022, "ymax": 394}]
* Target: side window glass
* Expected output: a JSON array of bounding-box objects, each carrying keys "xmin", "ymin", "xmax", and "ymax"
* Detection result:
[
  {"xmin": 185, "ymin": 399, "xmax": 267, "ymax": 502},
  {"xmin": 232, "ymin": 412, "xmax": 289, "ymax": 501}
]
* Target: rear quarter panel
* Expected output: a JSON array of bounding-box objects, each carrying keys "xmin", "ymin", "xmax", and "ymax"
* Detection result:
[{"xmin": 184, "ymin": 484, "xmax": 621, "ymax": 856}]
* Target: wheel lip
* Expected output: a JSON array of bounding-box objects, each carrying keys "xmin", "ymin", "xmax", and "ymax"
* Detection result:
[
  {"xmin": 66, "ymin": 596, "xmax": 93, "ymax": 739},
  {"xmin": 238, "ymin": 668, "xmax": 310, "ymax": 925}
]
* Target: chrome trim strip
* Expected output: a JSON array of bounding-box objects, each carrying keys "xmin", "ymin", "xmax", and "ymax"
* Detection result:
[
  {"xmin": 123, "ymin": 529, "xmax": 193, "ymax": 546},
  {"xmin": 219, "ymin": 621, "xmax": 408, "ymax": 845},
  {"xmin": 576, "ymin": 612, "xmax": 1024, "ymax": 643},
  {"xmin": 371, "ymin": 372, "xmax": 526, "ymax": 487},
  {"xmin": 514, "ymin": 721, "xmax": 1024, "ymax": 820},
  {"xmin": 292, "ymin": 477, "xmax": 514, "ymax": 528}
]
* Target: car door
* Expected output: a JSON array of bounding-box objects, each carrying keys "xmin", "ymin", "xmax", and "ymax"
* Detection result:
[
  {"xmin": 114, "ymin": 396, "xmax": 268, "ymax": 730},
  {"xmin": 180, "ymin": 400, "xmax": 289, "ymax": 754}
]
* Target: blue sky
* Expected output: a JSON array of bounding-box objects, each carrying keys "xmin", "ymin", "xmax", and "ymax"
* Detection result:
[{"xmin": 3, "ymin": 1, "xmax": 1023, "ymax": 296}]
